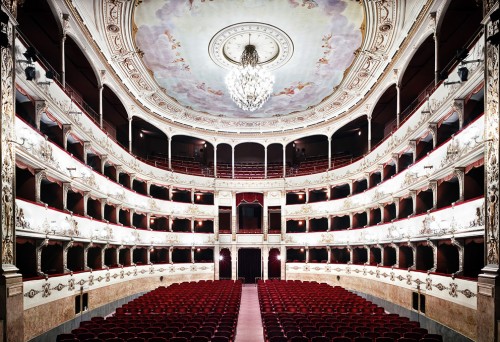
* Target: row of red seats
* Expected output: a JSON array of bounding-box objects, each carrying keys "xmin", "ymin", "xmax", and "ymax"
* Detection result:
[
  {"xmin": 57, "ymin": 280, "xmax": 242, "ymax": 342},
  {"xmin": 258, "ymin": 280, "xmax": 443, "ymax": 342}
]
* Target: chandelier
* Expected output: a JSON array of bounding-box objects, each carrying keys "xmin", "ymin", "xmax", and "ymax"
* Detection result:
[{"xmin": 225, "ymin": 44, "xmax": 275, "ymax": 111}]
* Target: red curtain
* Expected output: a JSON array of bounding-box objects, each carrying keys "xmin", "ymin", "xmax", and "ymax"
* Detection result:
[{"xmin": 236, "ymin": 192, "xmax": 264, "ymax": 206}]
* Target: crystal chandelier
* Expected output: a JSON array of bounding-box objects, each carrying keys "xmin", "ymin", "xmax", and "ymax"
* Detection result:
[{"xmin": 225, "ymin": 44, "xmax": 275, "ymax": 111}]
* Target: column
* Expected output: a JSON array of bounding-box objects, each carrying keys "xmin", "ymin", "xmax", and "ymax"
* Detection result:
[
  {"xmin": 327, "ymin": 246, "xmax": 331, "ymax": 264},
  {"xmin": 263, "ymin": 192, "xmax": 268, "ymax": 240},
  {"xmin": 214, "ymin": 245, "xmax": 220, "ymax": 280},
  {"xmin": 327, "ymin": 215, "xmax": 331, "ymax": 231},
  {"xmin": 478, "ymin": 3, "xmax": 500, "ymax": 341},
  {"xmin": 191, "ymin": 189, "xmax": 195, "ymax": 203},
  {"xmin": 231, "ymin": 192, "xmax": 237, "ymax": 241},
  {"xmin": 262, "ymin": 246, "xmax": 269, "ymax": 280},
  {"xmin": 305, "ymin": 248, "xmax": 310, "ymax": 264},
  {"xmin": 432, "ymin": 12, "xmax": 439, "ymax": 85},
  {"xmin": 305, "ymin": 218, "xmax": 310, "ymax": 233},
  {"xmin": 61, "ymin": 33, "xmax": 67, "ymax": 88},
  {"xmin": 168, "ymin": 247, "xmax": 173, "ymax": 264},
  {"xmin": 280, "ymin": 245, "xmax": 287, "ymax": 280},
  {"xmin": 396, "ymin": 83, "xmax": 401, "ymax": 127},
  {"xmin": 98, "ymin": 85, "xmax": 103, "ymax": 129},
  {"xmin": 264, "ymin": 145, "xmax": 268, "ymax": 178},
  {"xmin": 168, "ymin": 136, "xmax": 172, "ymax": 170},
  {"xmin": 214, "ymin": 145, "xmax": 218, "ymax": 177},
  {"xmin": 63, "ymin": 240, "xmax": 74, "ymax": 273},
  {"xmin": 1, "ymin": 5, "xmax": 25, "ymax": 338},
  {"xmin": 328, "ymin": 137, "xmax": 332, "ymax": 169},
  {"xmin": 231, "ymin": 146, "xmax": 235, "ymax": 179},
  {"xmin": 128, "ymin": 117, "xmax": 133, "ymax": 153},
  {"xmin": 231, "ymin": 245, "xmax": 238, "ymax": 280},
  {"xmin": 282, "ymin": 144, "xmax": 286, "ymax": 177},
  {"xmin": 367, "ymin": 114, "xmax": 372, "ymax": 152},
  {"xmin": 191, "ymin": 247, "xmax": 195, "ymax": 264}
]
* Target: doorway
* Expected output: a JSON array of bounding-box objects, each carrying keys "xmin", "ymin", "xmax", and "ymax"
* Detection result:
[{"xmin": 238, "ymin": 248, "xmax": 261, "ymax": 284}]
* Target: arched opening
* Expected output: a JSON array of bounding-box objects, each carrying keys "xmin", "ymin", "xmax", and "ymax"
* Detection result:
[
  {"xmin": 41, "ymin": 243, "xmax": 63, "ymax": 275},
  {"xmin": 383, "ymin": 160, "xmax": 396, "ymax": 180},
  {"xmin": 150, "ymin": 216, "xmax": 168, "ymax": 231},
  {"xmin": 86, "ymin": 149, "xmax": 102, "ymax": 173},
  {"xmin": 87, "ymin": 196, "xmax": 102, "ymax": 220},
  {"xmin": 437, "ymin": 113, "xmax": 460, "ymax": 146},
  {"xmin": 286, "ymin": 191, "xmax": 306, "ymax": 205},
  {"xmin": 399, "ymin": 245, "xmax": 414, "ymax": 269},
  {"xmin": 16, "ymin": 238, "xmax": 37, "ymax": 278},
  {"xmin": 267, "ymin": 143, "xmax": 284, "ymax": 178},
  {"xmin": 464, "ymin": 87, "xmax": 484, "ymax": 126},
  {"xmin": 371, "ymin": 85, "xmax": 398, "ymax": 145},
  {"xmin": 66, "ymin": 188, "xmax": 85, "ymax": 216},
  {"xmin": 15, "ymin": 90, "xmax": 36, "ymax": 129},
  {"xmin": 286, "ymin": 220, "xmax": 306, "ymax": 233},
  {"xmin": 102, "ymin": 85, "xmax": 128, "ymax": 144},
  {"xmin": 352, "ymin": 178, "xmax": 367, "ymax": 195},
  {"xmin": 415, "ymin": 188, "xmax": 434, "ymax": 214},
  {"xmin": 194, "ymin": 248, "xmax": 214, "ymax": 263},
  {"xmin": 309, "ymin": 218, "xmax": 328, "ymax": 232},
  {"xmin": 150, "ymin": 184, "xmax": 169, "ymax": 200},
  {"xmin": 103, "ymin": 162, "xmax": 117, "ymax": 182},
  {"xmin": 437, "ymin": 242, "xmax": 459, "ymax": 274},
  {"xmin": 288, "ymin": 135, "xmax": 329, "ymax": 176},
  {"xmin": 416, "ymin": 244, "xmax": 434, "ymax": 271},
  {"xmin": 331, "ymin": 215, "xmax": 350, "ymax": 231},
  {"xmin": 172, "ymin": 248, "xmax": 191, "ymax": 262},
  {"xmin": 218, "ymin": 206, "xmax": 232, "ymax": 234},
  {"xmin": 463, "ymin": 237, "xmax": 484, "ymax": 278},
  {"xmin": 133, "ymin": 247, "xmax": 148, "ymax": 265},
  {"xmin": 119, "ymin": 248, "xmax": 131, "ymax": 266},
  {"xmin": 352, "ymin": 212, "xmax": 367, "ymax": 229},
  {"xmin": 437, "ymin": 176, "xmax": 460, "ymax": 208},
  {"xmin": 131, "ymin": 117, "xmax": 169, "ymax": 163},
  {"xmin": 40, "ymin": 178, "xmax": 64, "ymax": 210},
  {"xmin": 464, "ymin": 164, "xmax": 484, "ymax": 200},
  {"xmin": 67, "ymin": 243, "xmax": 84, "ymax": 272},
  {"xmin": 369, "ymin": 246, "xmax": 382, "ymax": 266},
  {"xmin": 399, "ymin": 35, "xmax": 435, "ymax": 122},
  {"xmin": 216, "ymin": 143, "xmax": 232, "ymax": 178},
  {"xmin": 415, "ymin": 133, "xmax": 433, "ymax": 162},
  {"xmin": 132, "ymin": 212, "xmax": 148, "ymax": 229},
  {"xmin": 383, "ymin": 203, "xmax": 396, "ymax": 223},
  {"xmin": 309, "ymin": 248, "xmax": 328, "ymax": 263},
  {"xmin": 172, "ymin": 218, "xmax": 191, "ymax": 233},
  {"xmin": 194, "ymin": 219, "xmax": 214, "ymax": 233},
  {"xmin": 194, "ymin": 191, "xmax": 215, "ymax": 205},
  {"xmin": 438, "ymin": 0, "xmax": 483, "ymax": 80},
  {"xmin": 308, "ymin": 188, "xmax": 328, "ymax": 203},
  {"xmin": 66, "ymin": 134, "xmax": 85, "ymax": 164},
  {"xmin": 369, "ymin": 171, "xmax": 382, "ymax": 189},
  {"xmin": 17, "ymin": 0, "xmax": 61, "ymax": 78},
  {"xmin": 234, "ymin": 143, "xmax": 265, "ymax": 178},
  {"xmin": 399, "ymin": 196, "xmax": 414, "ymax": 219},
  {"xmin": 16, "ymin": 167, "xmax": 36, "ymax": 202},
  {"xmin": 87, "ymin": 246, "xmax": 102, "ymax": 270},
  {"xmin": 398, "ymin": 151, "xmax": 414, "ymax": 172},
  {"xmin": 118, "ymin": 172, "xmax": 131, "ymax": 189},
  {"xmin": 104, "ymin": 203, "xmax": 118, "ymax": 224},
  {"xmin": 132, "ymin": 178, "xmax": 148, "ymax": 196},
  {"xmin": 268, "ymin": 206, "xmax": 282, "ymax": 234},
  {"xmin": 331, "ymin": 183, "xmax": 350, "ymax": 200},
  {"xmin": 118, "ymin": 208, "xmax": 131, "ymax": 227},
  {"xmin": 172, "ymin": 188, "xmax": 191, "ymax": 203},
  {"xmin": 150, "ymin": 247, "xmax": 169, "ymax": 264},
  {"xmin": 352, "ymin": 247, "xmax": 368, "ymax": 265},
  {"xmin": 65, "ymin": 36, "xmax": 99, "ymax": 118},
  {"xmin": 237, "ymin": 193, "xmax": 263, "ymax": 233},
  {"xmin": 268, "ymin": 248, "xmax": 281, "ymax": 279},
  {"xmin": 104, "ymin": 246, "xmax": 118, "ymax": 267},
  {"xmin": 383, "ymin": 246, "xmax": 396, "ymax": 267},
  {"xmin": 219, "ymin": 248, "xmax": 232, "ymax": 279},
  {"xmin": 331, "ymin": 248, "xmax": 350, "ymax": 264},
  {"xmin": 287, "ymin": 248, "xmax": 306, "ymax": 263},
  {"xmin": 171, "ymin": 135, "xmax": 213, "ymax": 176},
  {"xmin": 369, "ymin": 207, "xmax": 381, "ymax": 225},
  {"xmin": 331, "ymin": 116, "xmax": 367, "ymax": 163}
]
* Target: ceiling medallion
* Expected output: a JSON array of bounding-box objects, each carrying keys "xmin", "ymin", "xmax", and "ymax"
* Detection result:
[
  {"xmin": 208, "ymin": 22, "xmax": 294, "ymax": 71},
  {"xmin": 211, "ymin": 22, "xmax": 293, "ymax": 111}
]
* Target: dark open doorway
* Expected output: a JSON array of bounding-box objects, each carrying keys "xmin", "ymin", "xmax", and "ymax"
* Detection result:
[{"xmin": 238, "ymin": 248, "xmax": 262, "ymax": 284}]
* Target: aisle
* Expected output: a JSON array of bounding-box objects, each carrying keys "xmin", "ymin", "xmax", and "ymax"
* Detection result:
[{"xmin": 235, "ymin": 285, "xmax": 265, "ymax": 342}]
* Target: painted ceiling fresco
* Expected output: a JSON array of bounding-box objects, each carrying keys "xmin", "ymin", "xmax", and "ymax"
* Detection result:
[{"xmin": 134, "ymin": 0, "xmax": 364, "ymax": 119}]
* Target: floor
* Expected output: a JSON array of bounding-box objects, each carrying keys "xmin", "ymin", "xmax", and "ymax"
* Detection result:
[{"xmin": 235, "ymin": 285, "xmax": 264, "ymax": 342}]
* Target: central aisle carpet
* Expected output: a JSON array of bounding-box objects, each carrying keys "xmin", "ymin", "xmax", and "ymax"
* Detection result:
[{"xmin": 235, "ymin": 285, "xmax": 265, "ymax": 342}]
